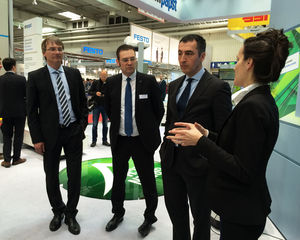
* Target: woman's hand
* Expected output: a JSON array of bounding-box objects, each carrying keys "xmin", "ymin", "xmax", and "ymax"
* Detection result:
[
  {"xmin": 194, "ymin": 122, "xmax": 209, "ymax": 137},
  {"xmin": 166, "ymin": 122, "xmax": 206, "ymax": 146}
]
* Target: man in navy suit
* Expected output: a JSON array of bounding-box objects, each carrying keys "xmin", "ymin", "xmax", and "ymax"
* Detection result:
[
  {"xmin": 160, "ymin": 34, "xmax": 232, "ymax": 240},
  {"xmin": 0, "ymin": 58, "xmax": 26, "ymax": 168},
  {"xmin": 104, "ymin": 44, "xmax": 164, "ymax": 237},
  {"xmin": 27, "ymin": 36, "xmax": 88, "ymax": 235}
]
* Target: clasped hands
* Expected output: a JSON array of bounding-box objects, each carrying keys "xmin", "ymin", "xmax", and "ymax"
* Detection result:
[{"xmin": 167, "ymin": 122, "xmax": 208, "ymax": 146}]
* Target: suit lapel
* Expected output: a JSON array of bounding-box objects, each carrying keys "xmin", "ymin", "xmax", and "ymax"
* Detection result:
[
  {"xmin": 186, "ymin": 70, "xmax": 211, "ymax": 111},
  {"xmin": 171, "ymin": 75, "xmax": 185, "ymax": 119},
  {"xmin": 63, "ymin": 67, "xmax": 74, "ymax": 100},
  {"xmin": 115, "ymin": 73, "xmax": 122, "ymax": 110},
  {"xmin": 43, "ymin": 66, "xmax": 57, "ymax": 102},
  {"xmin": 135, "ymin": 72, "xmax": 142, "ymax": 105}
]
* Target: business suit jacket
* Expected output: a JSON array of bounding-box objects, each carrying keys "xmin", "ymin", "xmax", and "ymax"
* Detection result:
[
  {"xmin": 0, "ymin": 72, "xmax": 26, "ymax": 118},
  {"xmin": 104, "ymin": 72, "xmax": 164, "ymax": 153},
  {"xmin": 88, "ymin": 79, "xmax": 106, "ymax": 106},
  {"xmin": 197, "ymin": 85, "xmax": 278, "ymax": 225},
  {"xmin": 160, "ymin": 70, "xmax": 232, "ymax": 175},
  {"xmin": 27, "ymin": 65, "xmax": 88, "ymax": 148}
]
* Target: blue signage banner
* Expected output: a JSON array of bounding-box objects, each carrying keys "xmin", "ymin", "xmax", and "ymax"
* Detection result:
[
  {"xmin": 105, "ymin": 59, "xmax": 117, "ymax": 64},
  {"xmin": 82, "ymin": 46, "xmax": 103, "ymax": 55}
]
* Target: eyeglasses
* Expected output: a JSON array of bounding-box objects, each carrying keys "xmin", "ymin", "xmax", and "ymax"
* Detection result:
[
  {"xmin": 47, "ymin": 47, "xmax": 63, "ymax": 52},
  {"xmin": 120, "ymin": 57, "xmax": 136, "ymax": 63}
]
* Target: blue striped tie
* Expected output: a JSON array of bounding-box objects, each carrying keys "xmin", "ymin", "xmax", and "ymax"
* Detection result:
[
  {"xmin": 124, "ymin": 77, "xmax": 133, "ymax": 136},
  {"xmin": 55, "ymin": 71, "xmax": 71, "ymax": 127}
]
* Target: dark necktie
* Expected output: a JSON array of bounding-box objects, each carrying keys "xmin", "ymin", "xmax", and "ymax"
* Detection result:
[
  {"xmin": 124, "ymin": 77, "xmax": 133, "ymax": 136},
  {"xmin": 55, "ymin": 71, "xmax": 71, "ymax": 127},
  {"xmin": 177, "ymin": 78, "xmax": 193, "ymax": 118}
]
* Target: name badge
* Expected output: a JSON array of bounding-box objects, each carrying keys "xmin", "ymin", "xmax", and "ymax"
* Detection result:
[{"xmin": 139, "ymin": 94, "xmax": 148, "ymax": 99}]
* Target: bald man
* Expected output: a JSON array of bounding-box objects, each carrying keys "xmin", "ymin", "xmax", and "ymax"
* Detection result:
[{"xmin": 88, "ymin": 70, "xmax": 110, "ymax": 147}]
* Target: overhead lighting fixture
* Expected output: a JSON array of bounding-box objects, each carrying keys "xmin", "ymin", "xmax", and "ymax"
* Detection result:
[
  {"xmin": 42, "ymin": 27, "xmax": 57, "ymax": 34},
  {"xmin": 32, "ymin": 0, "xmax": 38, "ymax": 5},
  {"xmin": 58, "ymin": 11, "xmax": 82, "ymax": 20}
]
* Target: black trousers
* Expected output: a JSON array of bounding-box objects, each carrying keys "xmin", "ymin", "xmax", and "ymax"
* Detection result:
[
  {"xmin": 111, "ymin": 135, "xmax": 158, "ymax": 222},
  {"xmin": 1, "ymin": 116, "xmax": 26, "ymax": 162},
  {"xmin": 162, "ymin": 148, "xmax": 210, "ymax": 240},
  {"xmin": 43, "ymin": 122, "xmax": 83, "ymax": 218},
  {"xmin": 220, "ymin": 217, "xmax": 266, "ymax": 240}
]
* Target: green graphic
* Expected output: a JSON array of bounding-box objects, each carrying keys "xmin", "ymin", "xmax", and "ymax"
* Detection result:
[
  {"xmin": 59, "ymin": 158, "xmax": 164, "ymax": 200},
  {"xmin": 271, "ymin": 25, "xmax": 300, "ymax": 124}
]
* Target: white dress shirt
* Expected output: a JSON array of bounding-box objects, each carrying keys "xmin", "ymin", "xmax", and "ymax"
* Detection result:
[{"xmin": 232, "ymin": 83, "xmax": 264, "ymax": 106}]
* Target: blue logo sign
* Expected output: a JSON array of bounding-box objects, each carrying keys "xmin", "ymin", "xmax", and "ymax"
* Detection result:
[
  {"xmin": 25, "ymin": 23, "xmax": 32, "ymax": 29},
  {"xmin": 155, "ymin": 0, "xmax": 177, "ymax": 12},
  {"xmin": 105, "ymin": 59, "xmax": 117, "ymax": 64},
  {"xmin": 134, "ymin": 34, "xmax": 150, "ymax": 43},
  {"xmin": 82, "ymin": 46, "xmax": 103, "ymax": 55}
]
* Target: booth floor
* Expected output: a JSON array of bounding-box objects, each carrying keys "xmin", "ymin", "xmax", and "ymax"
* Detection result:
[{"xmin": 0, "ymin": 125, "xmax": 284, "ymax": 240}]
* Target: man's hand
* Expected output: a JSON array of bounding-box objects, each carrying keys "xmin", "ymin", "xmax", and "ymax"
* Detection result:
[
  {"xmin": 34, "ymin": 142, "xmax": 45, "ymax": 155},
  {"xmin": 96, "ymin": 91, "xmax": 101, "ymax": 96}
]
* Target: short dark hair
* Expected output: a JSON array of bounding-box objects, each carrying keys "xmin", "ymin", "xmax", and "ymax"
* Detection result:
[
  {"xmin": 243, "ymin": 28, "xmax": 292, "ymax": 84},
  {"xmin": 2, "ymin": 58, "xmax": 16, "ymax": 71},
  {"xmin": 179, "ymin": 34, "xmax": 206, "ymax": 56},
  {"xmin": 41, "ymin": 36, "xmax": 64, "ymax": 54},
  {"xmin": 116, "ymin": 44, "xmax": 136, "ymax": 60}
]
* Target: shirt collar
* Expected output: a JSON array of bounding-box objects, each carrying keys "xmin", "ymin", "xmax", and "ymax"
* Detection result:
[
  {"xmin": 47, "ymin": 64, "xmax": 64, "ymax": 74},
  {"xmin": 122, "ymin": 70, "xmax": 136, "ymax": 81},
  {"xmin": 232, "ymin": 83, "xmax": 264, "ymax": 106},
  {"xmin": 185, "ymin": 67, "xmax": 205, "ymax": 82}
]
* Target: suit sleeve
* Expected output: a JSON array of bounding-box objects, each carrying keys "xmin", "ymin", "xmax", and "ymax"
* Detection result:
[
  {"xmin": 76, "ymin": 69, "xmax": 88, "ymax": 130},
  {"xmin": 150, "ymin": 76, "xmax": 165, "ymax": 124},
  {"xmin": 212, "ymin": 81, "xmax": 232, "ymax": 132},
  {"xmin": 163, "ymin": 82, "xmax": 174, "ymax": 137},
  {"xmin": 104, "ymin": 78, "xmax": 112, "ymax": 119},
  {"xmin": 88, "ymin": 80, "xmax": 97, "ymax": 97},
  {"xmin": 196, "ymin": 101, "xmax": 269, "ymax": 185},
  {"xmin": 26, "ymin": 72, "xmax": 43, "ymax": 143}
]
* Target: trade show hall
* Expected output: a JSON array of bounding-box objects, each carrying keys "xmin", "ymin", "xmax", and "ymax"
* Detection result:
[{"xmin": 1, "ymin": 0, "xmax": 300, "ymax": 240}]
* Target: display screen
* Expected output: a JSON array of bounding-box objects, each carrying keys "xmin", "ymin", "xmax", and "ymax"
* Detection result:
[{"xmin": 271, "ymin": 24, "xmax": 300, "ymax": 126}]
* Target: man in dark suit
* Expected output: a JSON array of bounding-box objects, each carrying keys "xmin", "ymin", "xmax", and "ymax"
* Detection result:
[
  {"xmin": 104, "ymin": 44, "xmax": 164, "ymax": 237},
  {"xmin": 159, "ymin": 34, "xmax": 232, "ymax": 240},
  {"xmin": 27, "ymin": 36, "xmax": 88, "ymax": 235},
  {"xmin": 0, "ymin": 58, "xmax": 26, "ymax": 168},
  {"xmin": 88, "ymin": 69, "xmax": 110, "ymax": 147}
]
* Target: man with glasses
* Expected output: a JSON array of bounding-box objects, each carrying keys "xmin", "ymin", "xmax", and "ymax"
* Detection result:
[
  {"xmin": 159, "ymin": 34, "xmax": 232, "ymax": 240},
  {"xmin": 104, "ymin": 44, "xmax": 164, "ymax": 237},
  {"xmin": 27, "ymin": 36, "xmax": 88, "ymax": 235}
]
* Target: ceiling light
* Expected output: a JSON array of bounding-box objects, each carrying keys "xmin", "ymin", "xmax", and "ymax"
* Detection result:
[
  {"xmin": 58, "ymin": 11, "xmax": 82, "ymax": 20},
  {"xmin": 32, "ymin": 0, "xmax": 38, "ymax": 5},
  {"xmin": 42, "ymin": 27, "xmax": 57, "ymax": 33}
]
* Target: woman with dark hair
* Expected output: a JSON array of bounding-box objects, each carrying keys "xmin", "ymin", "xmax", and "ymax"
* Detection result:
[{"xmin": 166, "ymin": 29, "xmax": 291, "ymax": 240}]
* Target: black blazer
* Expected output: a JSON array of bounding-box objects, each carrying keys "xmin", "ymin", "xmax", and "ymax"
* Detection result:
[
  {"xmin": 104, "ymin": 72, "xmax": 165, "ymax": 153},
  {"xmin": 0, "ymin": 72, "xmax": 26, "ymax": 118},
  {"xmin": 27, "ymin": 65, "xmax": 88, "ymax": 148},
  {"xmin": 197, "ymin": 85, "xmax": 278, "ymax": 225},
  {"xmin": 88, "ymin": 79, "xmax": 106, "ymax": 106},
  {"xmin": 160, "ymin": 70, "xmax": 232, "ymax": 175}
]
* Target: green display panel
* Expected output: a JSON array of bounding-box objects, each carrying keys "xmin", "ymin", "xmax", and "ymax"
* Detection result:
[
  {"xmin": 59, "ymin": 158, "xmax": 164, "ymax": 200},
  {"xmin": 271, "ymin": 25, "xmax": 300, "ymax": 125}
]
